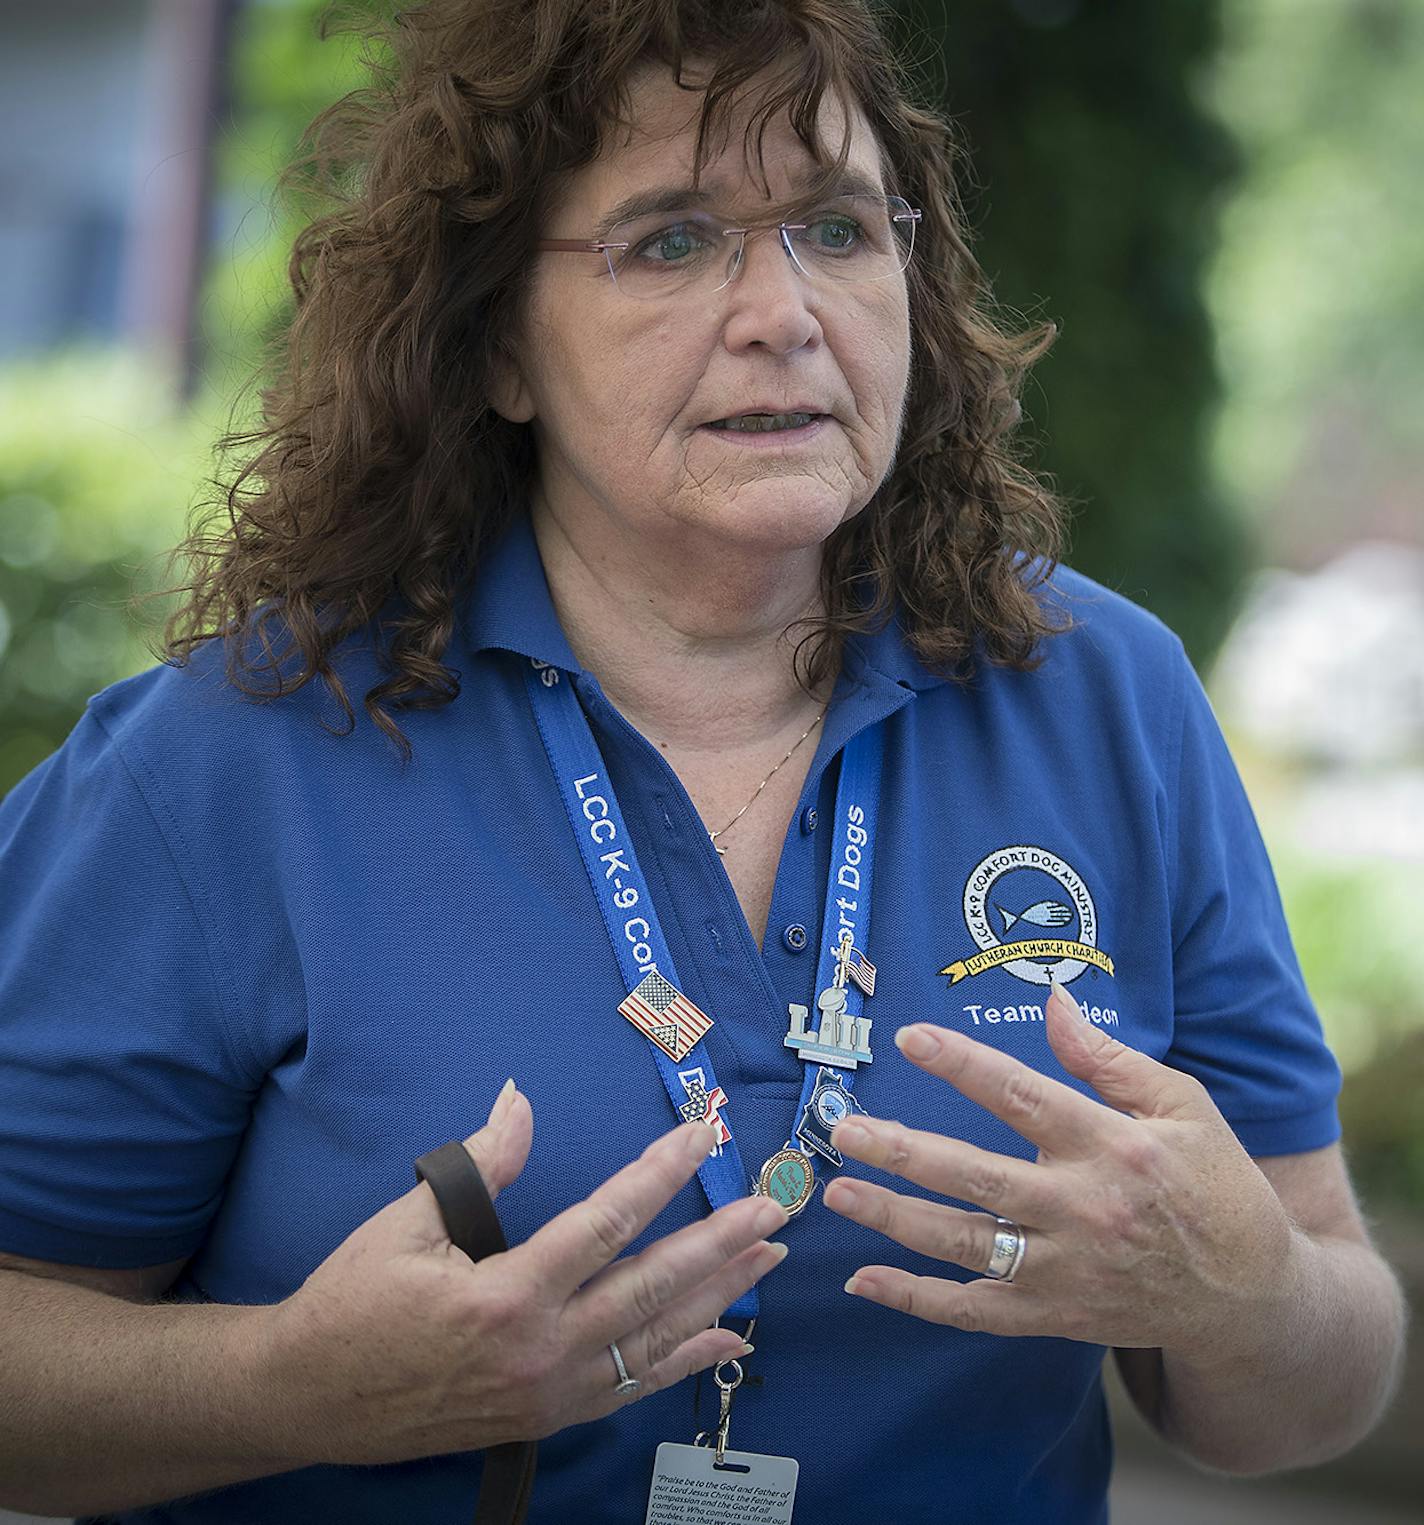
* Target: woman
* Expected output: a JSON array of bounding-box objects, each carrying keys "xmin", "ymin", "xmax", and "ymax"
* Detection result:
[{"xmin": 0, "ymin": 1, "xmax": 1404, "ymax": 1522}]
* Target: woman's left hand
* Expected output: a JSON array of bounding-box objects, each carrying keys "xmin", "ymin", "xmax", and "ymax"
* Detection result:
[{"xmin": 824, "ymin": 983, "xmax": 1302, "ymax": 1362}]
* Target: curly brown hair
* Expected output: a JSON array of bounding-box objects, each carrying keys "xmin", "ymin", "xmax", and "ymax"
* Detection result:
[{"xmin": 149, "ymin": 0, "xmax": 1066, "ymax": 761}]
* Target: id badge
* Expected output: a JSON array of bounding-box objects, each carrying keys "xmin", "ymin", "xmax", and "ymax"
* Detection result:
[{"xmin": 645, "ymin": 1442, "xmax": 798, "ymax": 1524}]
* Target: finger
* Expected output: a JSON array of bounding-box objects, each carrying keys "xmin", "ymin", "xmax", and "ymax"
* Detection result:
[
  {"xmin": 526, "ymin": 1121, "xmax": 721, "ymax": 1297},
  {"xmin": 843, "ymin": 1266, "xmax": 1050, "ymax": 1336},
  {"xmin": 635, "ymin": 1325, "xmax": 753, "ymax": 1399},
  {"xmin": 458, "ymin": 1080, "xmax": 534, "ymax": 1199},
  {"xmin": 823, "ymin": 1176, "xmax": 1041, "ymax": 1277},
  {"xmin": 396, "ymin": 1082, "xmax": 535, "ymax": 1256},
  {"xmin": 618, "ymin": 1239, "xmax": 788, "ymax": 1381},
  {"xmin": 890, "ymin": 1021, "xmax": 1117, "ymax": 1156},
  {"xmin": 1044, "ymin": 982, "xmax": 1210, "ymax": 1121},
  {"xmin": 582, "ymin": 1324, "xmax": 750, "ymax": 1420},
  {"xmin": 572, "ymin": 1193, "xmax": 789, "ymax": 1346},
  {"xmin": 827, "ymin": 1115, "xmax": 1061, "ymax": 1225}
]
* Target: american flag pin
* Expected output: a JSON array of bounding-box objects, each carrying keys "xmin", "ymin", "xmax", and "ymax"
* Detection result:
[
  {"xmin": 834, "ymin": 930, "xmax": 877, "ymax": 997},
  {"xmin": 677, "ymin": 1066, "xmax": 731, "ymax": 1149},
  {"xmin": 618, "ymin": 971, "xmax": 713, "ymax": 1062}
]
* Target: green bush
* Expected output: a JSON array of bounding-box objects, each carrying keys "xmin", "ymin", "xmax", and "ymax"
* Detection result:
[
  {"xmin": 0, "ymin": 351, "xmax": 211, "ymax": 795},
  {"xmin": 1339, "ymin": 1031, "xmax": 1424, "ymax": 1219},
  {"xmin": 1273, "ymin": 852, "xmax": 1424, "ymax": 1074},
  {"xmin": 1270, "ymin": 849, "xmax": 1424, "ymax": 1216}
]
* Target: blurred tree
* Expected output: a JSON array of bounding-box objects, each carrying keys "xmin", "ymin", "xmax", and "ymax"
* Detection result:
[
  {"xmin": 1208, "ymin": 0, "xmax": 1424, "ymax": 566},
  {"xmin": 202, "ymin": 0, "xmax": 374, "ymax": 407},
  {"xmin": 888, "ymin": 0, "xmax": 1249, "ymax": 662}
]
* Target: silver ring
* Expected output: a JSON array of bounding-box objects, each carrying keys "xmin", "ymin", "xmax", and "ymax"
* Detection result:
[
  {"xmin": 608, "ymin": 1339, "xmax": 641, "ymax": 1397},
  {"xmin": 986, "ymin": 1217, "xmax": 1027, "ymax": 1282}
]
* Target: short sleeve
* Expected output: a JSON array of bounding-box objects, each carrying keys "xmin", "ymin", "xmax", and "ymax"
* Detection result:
[
  {"xmin": 0, "ymin": 706, "xmax": 258, "ymax": 1267},
  {"xmin": 1165, "ymin": 652, "xmax": 1341, "ymax": 1155}
]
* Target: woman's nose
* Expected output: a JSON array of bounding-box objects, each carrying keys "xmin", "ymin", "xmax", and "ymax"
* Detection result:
[{"xmin": 719, "ymin": 227, "xmax": 823, "ymax": 354}]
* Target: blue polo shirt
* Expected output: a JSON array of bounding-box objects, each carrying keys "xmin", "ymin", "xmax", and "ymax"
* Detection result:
[{"xmin": 0, "ymin": 514, "xmax": 1340, "ymax": 1524}]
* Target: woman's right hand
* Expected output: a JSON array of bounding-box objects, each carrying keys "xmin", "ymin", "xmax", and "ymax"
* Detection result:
[{"xmin": 259, "ymin": 1082, "xmax": 788, "ymax": 1467}]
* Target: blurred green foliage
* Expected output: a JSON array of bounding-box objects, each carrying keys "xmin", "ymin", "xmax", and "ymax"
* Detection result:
[
  {"xmin": 1208, "ymin": 0, "xmax": 1424, "ymax": 561},
  {"xmin": 203, "ymin": 0, "xmax": 373, "ymax": 400},
  {"xmin": 0, "ymin": 353, "xmax": 206, "ymax": 789},
  {"xmin": 1280, "ymin": 853, "xmax": 1424, "ymax": 1212},
  {"xmin": 1340, "ymin": 1030, "xmax": 1424, "ymax": 1219},
  {"xmin": 1277, "ymin": 853, "xmax": 1424, "ymax": 1076}
]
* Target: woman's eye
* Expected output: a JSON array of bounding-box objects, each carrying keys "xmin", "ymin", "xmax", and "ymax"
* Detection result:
[
  {"xmin": 809, "ymin": 217, "xmax": 861, "ymax": 250},
  {"xmin": 636, "ymin": 224, "xmax": 711, "ymax": 262}
]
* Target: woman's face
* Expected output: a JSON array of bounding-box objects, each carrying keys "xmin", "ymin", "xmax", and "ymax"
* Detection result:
[{"xmin": 494, "ymin": 63, "xmax": 913, "ymax": 566}]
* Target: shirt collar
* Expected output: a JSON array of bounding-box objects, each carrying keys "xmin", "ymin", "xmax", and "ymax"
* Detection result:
[
  {"xmin": 841, "ymin": 602, "xmax": 949, "ymax": 693},
  {"xmin": 456, "ymin": 512, "xmax": 583, "ymax": 673},
  {"xmin": 457, "ymin": 512, "xmax": 948, "ymax": 694}
]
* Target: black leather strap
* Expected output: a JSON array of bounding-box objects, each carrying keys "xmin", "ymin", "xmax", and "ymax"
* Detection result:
[{"xmin": 415, "ymin": 1141, "xmax": 537, "ymax": 1525}]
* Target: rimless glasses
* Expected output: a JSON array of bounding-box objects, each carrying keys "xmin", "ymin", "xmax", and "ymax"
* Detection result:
[{"xmin": 536, "ymin": 191, "xmax": 922, "ymax": 301}]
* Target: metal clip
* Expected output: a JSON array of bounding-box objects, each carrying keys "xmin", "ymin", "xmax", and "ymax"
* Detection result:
[
  {"xmin": 693, "ymin": 1318, "xmax": 756, "ymax": 1465},
  {"xmin": 699, "ymin": 1357, "xmax": 742, "ymax": 1465}
]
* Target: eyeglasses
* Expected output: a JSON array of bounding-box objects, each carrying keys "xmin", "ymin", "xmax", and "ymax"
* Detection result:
[{"xmin": 536, "ymin": 193, "xmax": 921, "ymax": 301}]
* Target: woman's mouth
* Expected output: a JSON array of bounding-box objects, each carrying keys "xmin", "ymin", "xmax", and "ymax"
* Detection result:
[
  {"xmin": 700, "ymin": 412, "xmax": 829, "ymax": 446},
  {"xmin": 706, "ymin": 411, "xmax": 819, "ymax": 433}
]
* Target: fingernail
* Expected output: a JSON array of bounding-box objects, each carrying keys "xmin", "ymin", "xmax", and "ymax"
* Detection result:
[
  {"xmin": 1050, "ymin": 982, "xmax": 1109, "ymax": 1040},
  {"xmin": 738, "ymin": 1341, "xmax": 756, "ymax": 1356},
  {"xmin": 755, "ymin": 1198, "xmax": 789, "ymax": 1232},
  {"xmin": 489, "ymin": 1077, "xmax": 516, "ymax": 1124},
  {"xmin": 895, "ymin": 1025, "xmax": 941, "ymax": 1061},
  {"xmin": 844, "ymin": 1275, "xmax": 862, "ymax": 1296},
  {"xmin": 825, "ymin": 1179, "xmax": 860, "ymax": 1210},
  {"xmin": 1049, "ymin": 982, "xmax": 1078, "ymax": 1014},
  {"xmin": 765, "ymin": 1242, "xmax": 790, "ymax": 1265},
  {"xmin": 834, "ymin": 1118, "xmax": 869, "ymax": 1149}
]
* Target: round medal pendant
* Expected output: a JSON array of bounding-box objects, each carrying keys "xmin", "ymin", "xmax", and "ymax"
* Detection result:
[{"xmin": 757, "ymin": 1148, "xmax": 816, "ymax": 1216}]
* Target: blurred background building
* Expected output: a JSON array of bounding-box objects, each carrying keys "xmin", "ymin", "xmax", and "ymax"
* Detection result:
[
  {"xmin": 0, "ymin": 2, "xmax": 1419, "ymax": 1521},
  {"xmin": 0, "ymin": 0, "xmax": 238, "ymax": 383}
]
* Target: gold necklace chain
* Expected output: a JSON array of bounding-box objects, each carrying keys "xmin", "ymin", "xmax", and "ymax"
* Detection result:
[{"xmin": 708, "ymin": 704, "xmax": 829, "ymax": 856}]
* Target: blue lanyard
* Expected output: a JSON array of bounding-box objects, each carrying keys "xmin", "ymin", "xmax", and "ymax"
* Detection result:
[{"xmin": 522, "ymin": 657, "xmax": 881, "ymax": 1316}]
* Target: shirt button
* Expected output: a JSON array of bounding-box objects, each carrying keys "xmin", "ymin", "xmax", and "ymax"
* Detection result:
[
  {"xmin": 800, "ymin": 807, "xmax": 818, "ymax": 834},
  {"xmin": 783, "ymin": 923, "xmax": 809, "ymax": 952}
]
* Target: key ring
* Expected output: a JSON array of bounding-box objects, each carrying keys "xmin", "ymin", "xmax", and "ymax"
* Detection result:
[
  {"xmin": 694, "ymin": 1317, "xmax": 757, "ymax": 1465},
  {"xmin": 710, "ymin": 1315, "xmax": 756, "ymax": 1363}
]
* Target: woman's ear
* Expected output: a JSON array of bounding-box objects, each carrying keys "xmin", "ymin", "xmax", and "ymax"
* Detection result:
[{"xmin": 487, "ymin": 341, "xmax": 537, "ymax": 424}]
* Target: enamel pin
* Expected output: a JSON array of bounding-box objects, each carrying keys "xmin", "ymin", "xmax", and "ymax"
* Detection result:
[
  {"xmin": 783, "ymin": 983, "xmax": 873, "ymax": 1069},
  {"xmin": 795, "ymin": 1065, "xmax": 866, "ymax": 1167},
  {"xmin": 677, "ymin": 1066, "xmax": 730, "ymax": 1150},
  {"xmin": 618, "ymin": 971, "xmax": 713, "ymax": 1062},
  {"xmin": 783, "ymin": 930, "xmax": 876, "ymax": 1068},
  {"xmin": 755, "ymin": 1147, "xmax": 816, "ymax": 1216},
  {"xmin": 833, "ymin": 929, "xmax": 877, "ymax": 996}
]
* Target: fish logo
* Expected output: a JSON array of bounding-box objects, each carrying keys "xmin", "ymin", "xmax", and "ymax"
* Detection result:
[
  {"xmin": 997, "ymin": 900, "xmax": 1073, "ymax": 934},
  {"xmin": 939, "ymin": 845, "xmax": 1115, "ymax": 988}
]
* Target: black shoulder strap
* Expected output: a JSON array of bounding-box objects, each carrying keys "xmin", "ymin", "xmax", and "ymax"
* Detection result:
[{"xmin": 415, "ymin": 1141, "xmax": 537, "ymax": 1525}]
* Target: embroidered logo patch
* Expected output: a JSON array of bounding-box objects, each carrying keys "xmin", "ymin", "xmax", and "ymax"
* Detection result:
[{"xmin": 938, "ymin": 844, "xmax": 1115, "ymax": 989}]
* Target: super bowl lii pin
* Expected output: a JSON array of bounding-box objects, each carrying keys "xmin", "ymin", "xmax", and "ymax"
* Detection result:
[{"xmin": 782, "ymin": 929, "xmax": 876, "ymax": 1069}]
